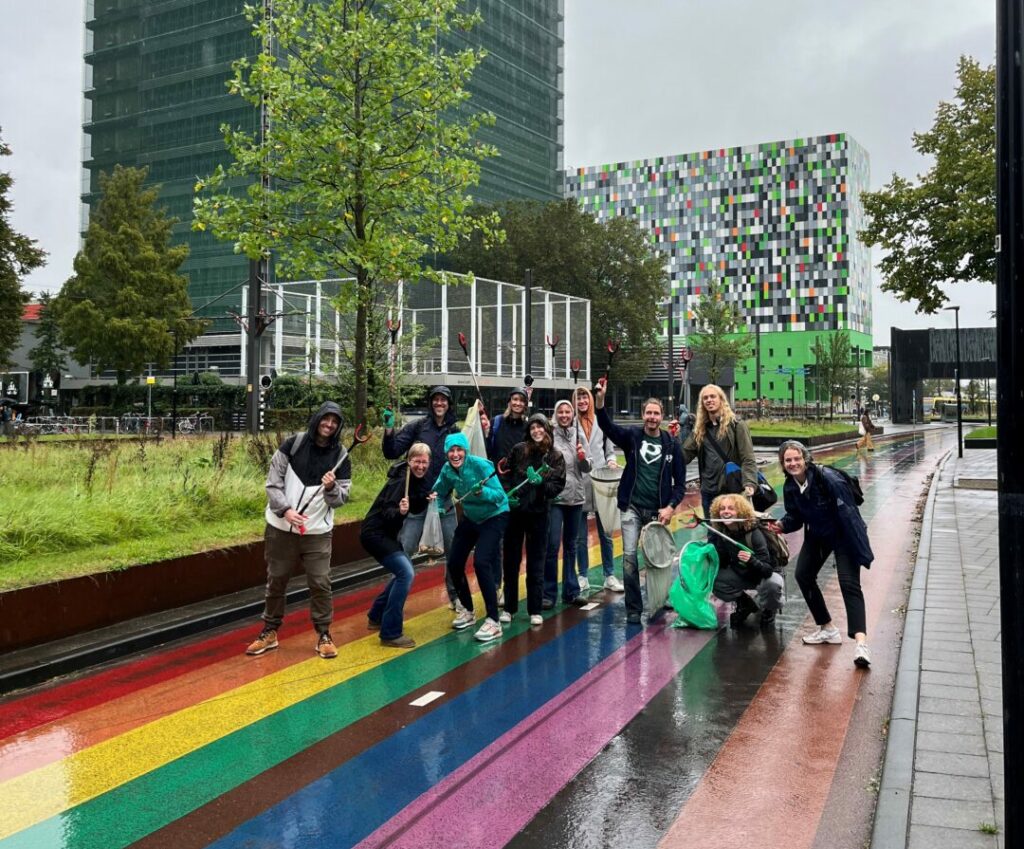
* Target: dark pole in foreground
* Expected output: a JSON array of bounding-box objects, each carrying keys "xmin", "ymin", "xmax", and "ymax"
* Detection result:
[
  {"xmin": 667, "ymin": 297, "xmax": 674, "ymax": 413},
  {"xmin": 944, "ymin": 305, "xmax": 963, "ymax": 458},
  {"xmin": 996, "ymin": 1, "xmax": 1022, "ymax": 844},
  {"xmin": 524, "ymin": 268, "xmax": 533, "ymax": 410},
  {"xmin": 755, "ymin": 321, "xmax": 762, "ymax": 417}
]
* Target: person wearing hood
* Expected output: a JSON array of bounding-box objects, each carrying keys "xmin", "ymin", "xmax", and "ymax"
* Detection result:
[
  {"xmin": 574, "ymin": 386, "xmax": 624, "ymax": 593},
  {"xmin": 502, "ymin": 413, "xmax": 566, "ymax": 626},
  {"xmin": 383, "ymin": 385, "xmax": 461, "ymax": 607},
  {"xmin": 247, "ymin": 402, "xmax": 352, "ymax": 659},
  {"xmin": 361, "ymin": 442, "xmax": 435, "ymax": 648},
  {"xmin": 543, "ymin": 399, "xmax": 589, "ymax": 607},
  {"xmin": 594, "ymin": 382, "xmax": 686, "ymax": 625},
  {"xmin": 432, "ymin": 432, "xmax": 510, "ymax": 642},
  {"xmin": 674, "ymin": 403, "xmax": 695, "ymax": 446},
  {"xmin": 487, "ymin": 387, "xmax": 530, "ymax": 473}
]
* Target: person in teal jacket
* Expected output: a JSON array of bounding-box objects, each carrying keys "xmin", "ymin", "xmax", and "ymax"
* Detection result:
[{"xmin": 432, "ymin": 432, "xmax": 510, "ymax": 642}]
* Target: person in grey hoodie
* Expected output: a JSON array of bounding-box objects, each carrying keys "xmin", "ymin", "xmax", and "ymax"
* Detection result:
[
  {"xmin": 543, "ymin": 399, "xmax": 589, "ymax": 607},
  {"xmin": 246, "ymin": 402, "xmax": 352, "ymax": 659}
]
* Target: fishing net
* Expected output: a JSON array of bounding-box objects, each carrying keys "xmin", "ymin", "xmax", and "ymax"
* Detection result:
[{"xmin": 639, "ymin": 521, "xmax": 676, "ymax": 614}]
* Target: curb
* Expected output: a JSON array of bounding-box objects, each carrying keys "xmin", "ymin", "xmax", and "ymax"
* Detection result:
[
  {"xmin": 869, "ymin": 448, "xmax": 952, "ymax": 849},
  {"xmin": 0, "ymin": 562, "xmax": 387, "ymax": 696}
]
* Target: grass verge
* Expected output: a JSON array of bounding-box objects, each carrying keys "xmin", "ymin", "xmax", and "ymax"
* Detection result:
[
  {"xmin": 746, "ymin": 419, "xmax": 856, "ymax": 437},
  {"xmin": 965, "ymin": 426, "xmax": 996, "ymax": 440}
]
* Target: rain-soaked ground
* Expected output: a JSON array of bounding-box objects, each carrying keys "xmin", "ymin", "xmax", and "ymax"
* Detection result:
[{"xmin": 0, "ymin": 428, "xmax": 955, "ymax": 849}]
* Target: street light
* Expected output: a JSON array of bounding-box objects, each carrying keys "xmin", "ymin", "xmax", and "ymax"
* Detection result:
[{"xmin": 943, "ymin": 305, "xmax": 963, "ymax": 458}]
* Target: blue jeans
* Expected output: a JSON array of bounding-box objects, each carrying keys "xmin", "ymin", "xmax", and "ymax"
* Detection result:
[
  {"xmin": 368, "ymin": 551, "xmax": 415, "ymax": 640},
  {"xmin": 399, "ymin": 499, "xmax": 457, "ymax": 601},
  {"xmin": 577, "ymin": 510, "xmax": 616, "ymax": 579},
  {"xmin": 620, "ymin": 505, "xmax": 658, "ymax": 618},
  {"xmin": 448, "ymin": 512, "xmax": 509, "ymax": 622},
  {"xmin": 544, "ymin": 503, "xmax": 583, "ymax": 603}
]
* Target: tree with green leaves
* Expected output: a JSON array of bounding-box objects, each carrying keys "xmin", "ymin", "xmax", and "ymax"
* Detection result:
[
  {"xmin": 863, "ymin": 363, "xmax": 890, "ymax": 408},
  {"xmin": 0, "ymin": 129, "xmax": 46, "ymax": 369},
  {"xmin": 55, "ymin": 165, "xmax": 200, "ymax": 384},
  {"xmin": 28, "ymin": 291, "xmax": 65, "ymax": 378},
  {"xmin": 446, "ymin": 199, "xmax": 666, "ymax": 387},
  {"xmin": 810, "ymin": 330, "xmax": 854, "ymax": 420},
  {"xmin": 194, "ymin": 0, "xmax": 498, "ymax": 423},
  {"xmin": 686, "ymin": 281, "xmax": 753, "ymax": 386},
  {"xmin": 860, "ymin": 57, "xmax": 995, "ymax": 314}
]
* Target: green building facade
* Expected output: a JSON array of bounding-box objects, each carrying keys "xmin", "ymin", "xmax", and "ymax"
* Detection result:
[{"xmin": 83, "ymin": 0, "xmax": 564, "ymax": 375}]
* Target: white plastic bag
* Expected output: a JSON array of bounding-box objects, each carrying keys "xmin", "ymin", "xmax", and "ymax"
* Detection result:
[{"xmin": 418, "ymin": 505, "xmax": 445, "ymax": 557}]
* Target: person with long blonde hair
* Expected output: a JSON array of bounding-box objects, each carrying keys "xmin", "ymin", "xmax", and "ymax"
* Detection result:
[{"xmin": 682, "ymin": 384, "xmax": 757, "ymax": 520}]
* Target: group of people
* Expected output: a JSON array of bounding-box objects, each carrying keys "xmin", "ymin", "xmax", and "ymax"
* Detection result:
[{"xmin": 244, "ymin": 380, "xmax": 875, "ymax": 669}]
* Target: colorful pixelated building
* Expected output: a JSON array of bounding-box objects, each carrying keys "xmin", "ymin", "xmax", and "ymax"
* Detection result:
[{"xmin": 565, "ymin": 133, "xmax": 872, "ymax": 405}]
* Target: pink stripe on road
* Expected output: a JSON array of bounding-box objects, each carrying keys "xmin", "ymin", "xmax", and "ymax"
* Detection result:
[{"xmin": 355, "ymin": 621, "xmax": 717, "ymax": 849}]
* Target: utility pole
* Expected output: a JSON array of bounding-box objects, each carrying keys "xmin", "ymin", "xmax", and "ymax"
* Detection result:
[
  {"xmin": 996, "ymin": 1, "xmax": 1023, "ymax": 844},
  {"xmin": 755, "ymin": 321, "xmax": 762, "ymax": 417},
  {"xmin": 524, "ymin": 268, "xmax": 533, "ymax": 410},
  {"xmin": 667, "ymin": 296, "xmax": 674, "ymax": 413},
  {"xmin": 943, "ymin": 305, "xmax": 963, "ymax": 458}
]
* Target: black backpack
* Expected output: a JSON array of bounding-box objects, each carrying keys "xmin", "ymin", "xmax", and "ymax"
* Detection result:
[
  {"xmin": 746, "ymin": 526, "xmax": 790, "ymax": 573},
  {"xmin": 815, "ymin": 463, "xmax": 865, "ymax": 506}
]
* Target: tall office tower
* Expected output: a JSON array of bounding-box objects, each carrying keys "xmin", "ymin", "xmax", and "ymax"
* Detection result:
[
  {"xmin": 565, "ymin": 133, "xmax": 872, "ymax": 404},
  {"xmin": 82, "ymin": 0, "xmax": 563, "ymax": 375}
]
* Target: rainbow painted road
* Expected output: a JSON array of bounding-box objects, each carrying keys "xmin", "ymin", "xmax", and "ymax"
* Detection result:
[{"xmin": 0, "ymin": 430, "xmax": 952, "ymax": 849}]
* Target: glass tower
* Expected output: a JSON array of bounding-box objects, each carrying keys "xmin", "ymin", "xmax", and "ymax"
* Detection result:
[{"xmin": 82, "ymin": 0, "xmax": 564, "ymax": 372}]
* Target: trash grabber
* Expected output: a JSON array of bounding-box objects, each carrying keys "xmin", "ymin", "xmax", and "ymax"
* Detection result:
[
  {"xmin": 524, "ymin": 373, "xmax": 535, "ymax": 410},
  {"xmin": 453, "ymin": 466, "xmax": 501, "ymax": 505},
  {"xmin": 604, "ymin": 338, "xmax": 620, "ymax": 385},
  {"xmin": 294, "ymin": 424, "xmax": 370, "ymax": 528},
  {"xmin": 404, "ymin": 464, "xmax": 411, "ymax": 500},
  {"xmin": 506, "ymin": 462, "xmax": 551, "ymax": 496},
  {"xmin": 686, "ymin": 510, "xmax": 754, "ymax": 554},
  {"xmin": 457, "ymin": 331, "xmax": 486, "ymax": 412},
  {"xmin": 386, "ymin": 318, "xmax": 401, "ymax": 417}
]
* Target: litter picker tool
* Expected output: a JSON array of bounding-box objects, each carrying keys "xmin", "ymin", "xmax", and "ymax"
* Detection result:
[
  {"xmin": 386, "ymin": 318, "xmax": 401, "ymax": 419},
  {"xmin": 570, "ymin": 358, "xmax": 586, "ymax": 466},
  {"xmin": 457, "ymin": 331, "xmax": 486, "ymax": 413},
  {"xmin": 686, "ymin": 510, "xmax": 754, "ymax": 554}
]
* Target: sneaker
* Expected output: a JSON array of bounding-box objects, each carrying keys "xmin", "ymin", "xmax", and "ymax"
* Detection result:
[
  {"xmin": 802, "ymin": 626, "xmax": 842, "ymax": 645},
  {"xmin": 541, "ymin": 598, "xmax": 555, "ymax": 610},
  {"xmin": 474, "ymin": 618, "xmax": 503, "ymax": 642},
  {"xmin": 316, "ymin": 632, "xmax": 338, "ymax": 659},
  {"xmin": 626, "ymin": 612, "xmax": 642, "ymax": 625},
  {"xmin": 452, "ymin": 608, "xmax": 476, "ymax": 630},
  {"xmin": 854, "ymin": 643, "xmax": 872, "ymax": 668},
  {"xmin": 578, "ymin": 575, "xmax": 590, "ymax": 593},
  {"xmin": 245, "ymin": 628, "xmax": 278, "ymax": 656},
  {"xmin": 729, "ymin": 593, "xmax": 759, "ymax": 628},
  {"xmin": 499, "ymin": 610, "xmax": 512, "ymax": 624},
  {"xmin": 529, "ymin": 614, "xmax": 543, "ymax": 627},
  {"xmin": 367, "ymin": 619, "xmax": 381, "ymax": 631},
  {"xmin": 603, "ymin": 575, "xmax": 625, "ymax": 592},
  {"xmin": 760, "ymin": 608, "xmax": 777, "ymax": 628},
  {"xmin": 381, "ymin": 635, "xmax": 416, "ymax": 649}
]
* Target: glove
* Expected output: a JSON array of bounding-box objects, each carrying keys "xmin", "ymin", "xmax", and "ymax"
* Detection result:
[
  {"xmin": 507, "ymin": 494, "xmax": 520, "ymax": 509},
  {"xmin": 525, "ymin": 466, "xmax": 544, "ymax": 485},
  {"xmin": 382, "ymin": 409, "xmax": 395, "ymax": 428}
]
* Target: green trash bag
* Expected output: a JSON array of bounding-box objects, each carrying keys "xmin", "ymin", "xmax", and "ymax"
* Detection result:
[{"xmin": 669, "ymin": 541, "xmax": 720, "ymax": 630}]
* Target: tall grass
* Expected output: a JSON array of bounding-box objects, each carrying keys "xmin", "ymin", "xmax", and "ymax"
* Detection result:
[{"xmin": 0, "ymin": 433, "xmax": 390, "ymax": 590}]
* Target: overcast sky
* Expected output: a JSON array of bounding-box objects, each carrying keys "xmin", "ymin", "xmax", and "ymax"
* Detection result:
[{"xmin": 0, "ymin": 0, "xmax": 998, "ymax": 345}]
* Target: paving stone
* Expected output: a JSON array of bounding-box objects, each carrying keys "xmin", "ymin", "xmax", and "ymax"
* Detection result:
[
  {"xmin": 912, "ymin": 772, "xmax": 995, "ymax": 801},
  {"xmin": 911, "ymin": 796, "xmax": 995, "ymax": 830},
  {"xmin": 917, "ymin": 711, "xmax": 985, "ymax": 735},
  {"xmin": 921, "ymin": 670, "xmax": 979, "ymax": 689},
  {"xmin": 916, "ymin": 730, "xmax": 987, "ymax": 756},
  {"xmin": 915, "ymin": 749, "xmax": 992, "ymax": 778},
  {"xmin": 919, "ymin": 696, "xmax": 984, "ymax": 718},
  {"xmin": 919, "ymin": 682, "xmax": 980, "ymax": 702},
  {"xmin": 907, "ymin": 824, "xmax": 998, "ymax": 849}
]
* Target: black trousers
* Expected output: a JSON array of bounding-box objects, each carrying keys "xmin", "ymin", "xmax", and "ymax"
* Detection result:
[
  {"xmin": 794, "ymin": 534, "xmax": 866, "ymax": 638},
  {"xmin": 502, "ymin": 510, "xmax": 548, "ymax": 616}
]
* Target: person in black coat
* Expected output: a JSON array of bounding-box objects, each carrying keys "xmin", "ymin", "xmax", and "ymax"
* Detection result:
[
  {"xmin": 362, "ymin": 442, "xmax": 434, "ymax": 648},
  {"xmin": 501, "ymin": 413, "xmax": 566, "ymax": 627},
  {"xmin": 769, "ymin": 440, "xmax": 874, "ymax": 669}
]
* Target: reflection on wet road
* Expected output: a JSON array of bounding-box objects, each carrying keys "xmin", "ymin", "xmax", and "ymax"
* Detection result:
[{"xmin": 0, "ymin": 429, "xmax": 953, "ymax": 849}]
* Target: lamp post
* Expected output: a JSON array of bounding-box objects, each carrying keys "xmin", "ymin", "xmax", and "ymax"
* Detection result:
[
  {"xmin": 943, "ymin": 305, "xmax": 963, "ymax": 458},
  {"xmin": 666, "ymin": 297, "xmax": 674, "ymax": 413}
]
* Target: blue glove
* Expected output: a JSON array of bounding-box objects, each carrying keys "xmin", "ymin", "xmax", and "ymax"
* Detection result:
[{"xmin": 382, "ymin": 409, "xmax": 395, "ymax": 428}]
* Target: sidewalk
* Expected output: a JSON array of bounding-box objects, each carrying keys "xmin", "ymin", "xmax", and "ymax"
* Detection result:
[{"xmin": 873, "ymin": 448, "xmax": 1004, "ymax": 849}]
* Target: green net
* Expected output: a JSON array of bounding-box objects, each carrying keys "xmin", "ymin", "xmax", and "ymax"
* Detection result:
[{"xmin": 669, "ymin": 541, "xmax": 720, "ymax": 630}]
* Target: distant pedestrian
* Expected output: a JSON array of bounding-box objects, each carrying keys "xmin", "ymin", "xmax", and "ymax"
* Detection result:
[
  {"xmin": 682, "ymin": 384, "xmax": 757, "ymax": 519},
  {"xmin": 856, "ymin": 409, "xmax": 876, "ymax": 453},
  {"xmin": 362, "ymin": 443, "xmax": 434, "ymax": 649},
  {"xmin": 247, "ymin": 402, "xmax": 352, "ymax": 659},
  {"xmin": 770, "ymin": 440, "xmax": 874, "ymax": 668},
  {"xmin": 1, "ymin": 404, "xmax": 11, "ymax": 438}
]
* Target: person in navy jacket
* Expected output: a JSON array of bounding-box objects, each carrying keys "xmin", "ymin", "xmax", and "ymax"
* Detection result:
[
  {"xmin": 594, "ymin": 379, "xmax": 686, "ymax": 624},
  {"xmin": 769, "ymin": 440, "xmax": 874, "ymax": 669}
]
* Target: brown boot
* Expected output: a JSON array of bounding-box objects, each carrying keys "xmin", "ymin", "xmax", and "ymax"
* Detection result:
[
  {"xmin": 316, "ymin": 631, "xmax": 338, "ymax": 659},
  {"xmin": 245, "ymin": 628, "xmax": 279, "ymax": 655}
]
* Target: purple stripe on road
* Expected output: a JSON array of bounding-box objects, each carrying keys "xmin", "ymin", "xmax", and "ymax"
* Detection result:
[{"xmin": 355, "ymin": 620, "xmax": 717, "ymax": 849}]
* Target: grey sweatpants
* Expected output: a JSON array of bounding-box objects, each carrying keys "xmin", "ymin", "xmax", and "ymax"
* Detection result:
[
  {"xmin": 713, "ymin": 568, "xmax": 785, "ymax": 611},
  {"xmin": 262, "ymin": 524, "xmax": 334, "ymax": 632}
]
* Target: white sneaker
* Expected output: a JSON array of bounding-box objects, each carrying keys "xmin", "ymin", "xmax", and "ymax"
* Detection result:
[
  {"xmin": 603, "ymin": 575, "xmax": 625, "ymax": 592},
  {"xmin": 529, "ymin": 614, "xmax": 543, "ymax": 627},
  {"xmin": 854, "ymin": 643, "xmax": 871, "ymax": 668},
  {"xmin": 474, "ymin": 618, "xmax": 503, "ymax": 642},
  {"xmin": 499, "ymin": 610, "xmax": 512, "ymax": 624},
  {"xmin": 578, "ymin": 576, "xmax": 590, "ymax": 593},
  {"xmin": 452, "ymin": 608, "xmax": 475, "ymax": 630},
  {"xmin": 802, "ymin": 626, "xmax": 842, "ymax": 645}
]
